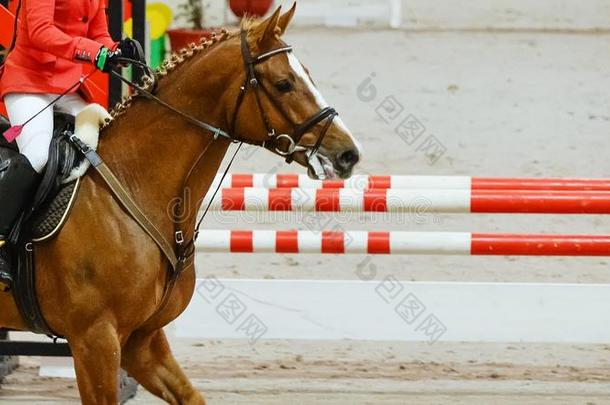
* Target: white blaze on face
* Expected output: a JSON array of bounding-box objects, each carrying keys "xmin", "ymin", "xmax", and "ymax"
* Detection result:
[{"xmin": 287, "ymin": 53, "xmax": 363, "ymax": 155}]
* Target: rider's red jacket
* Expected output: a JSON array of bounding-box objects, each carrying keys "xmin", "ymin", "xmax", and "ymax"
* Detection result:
[{"xmin": 0, "ymin": 0, "xmax": 117, "ymax": 100}]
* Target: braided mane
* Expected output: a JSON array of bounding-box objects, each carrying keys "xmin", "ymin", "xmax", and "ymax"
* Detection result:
[
  {"xmin": 101, "ymin": 27, "xmax": 236, "ymax": 128},
  {"xmin": 101, "ymin": 14, "xmax": 276, "ymax": 130}
]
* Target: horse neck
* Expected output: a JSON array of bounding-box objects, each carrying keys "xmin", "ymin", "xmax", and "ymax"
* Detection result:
[{"xmin": 97, "ymin": 77, "xmax": 232, "ymax": 239}]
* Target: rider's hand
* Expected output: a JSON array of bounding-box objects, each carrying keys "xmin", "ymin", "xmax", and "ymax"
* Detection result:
[
  {"xmin": 117, "ymin": 38, "xmax": 143, "ymax": 62},
  {"xmin": 95, "ymin": 47, "xmax": 122, "ymax": 73}
]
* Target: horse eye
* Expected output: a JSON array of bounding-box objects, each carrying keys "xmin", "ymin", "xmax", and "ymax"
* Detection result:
[{"xmin": 275, "ymin": 79, "xmax": 293, "ymax": 93}]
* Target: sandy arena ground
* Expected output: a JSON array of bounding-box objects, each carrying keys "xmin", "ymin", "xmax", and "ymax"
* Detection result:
[{"xmin": 2, "ymin": 27, "xmax": 610, "ymax": 404}]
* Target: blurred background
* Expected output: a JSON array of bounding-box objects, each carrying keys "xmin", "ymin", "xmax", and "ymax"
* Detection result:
[{"xmin": 2, "ymin": 1, "xmax": 610, "ymax": 404}]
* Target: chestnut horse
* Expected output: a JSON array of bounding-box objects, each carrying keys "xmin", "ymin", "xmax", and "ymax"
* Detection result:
[{"xmin": 0, "ymin": 5, "xmax": 361, "ymax": 404}]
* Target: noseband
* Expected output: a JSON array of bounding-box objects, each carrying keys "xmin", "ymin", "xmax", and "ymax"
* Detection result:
[{"xmin": 230, "ymin": 30, "xmax": 338, "ymax": 163}]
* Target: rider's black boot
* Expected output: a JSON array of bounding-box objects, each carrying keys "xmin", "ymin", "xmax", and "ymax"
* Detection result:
[{"xmin": 0, "ymin": 154, "xmax": 39, "ymax": 292}]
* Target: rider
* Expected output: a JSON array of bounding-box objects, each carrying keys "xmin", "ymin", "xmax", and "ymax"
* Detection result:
[{"xmin": 0, "ymin": 0, "xmax": 140, "ymax": 290}]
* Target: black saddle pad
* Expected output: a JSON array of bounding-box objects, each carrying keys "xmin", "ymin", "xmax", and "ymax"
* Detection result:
[{"xmin": 30, "ymin": 179, "xmax": 80, "ymax": 241}]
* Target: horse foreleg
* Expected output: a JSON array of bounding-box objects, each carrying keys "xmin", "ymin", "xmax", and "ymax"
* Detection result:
[
  {"xmin": 67, "ymin": 322, "xmax": 122, "ymax": 404},
  {"xmin": 122, "ymin": 328, "xmax": 205, "ymax": 405}
]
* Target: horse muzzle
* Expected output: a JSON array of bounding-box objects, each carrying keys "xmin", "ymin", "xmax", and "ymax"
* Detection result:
[{"xmin": 290, "ymin": 146, "xmax": 360, "ymax": 180}]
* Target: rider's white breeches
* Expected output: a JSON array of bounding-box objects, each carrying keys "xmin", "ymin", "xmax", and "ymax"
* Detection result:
[{"xmin": 4, "ymin": 92, "xmax": 88, "ymax": 173}]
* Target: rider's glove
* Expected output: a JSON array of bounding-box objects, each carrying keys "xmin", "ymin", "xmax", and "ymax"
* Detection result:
[
  {"xmin": 95, "ymin": 47, "xmax": 122, "ymax": 73},
  {"xmin": 117, "ymin": 38, "xmax": 143, "ymax": 62}
]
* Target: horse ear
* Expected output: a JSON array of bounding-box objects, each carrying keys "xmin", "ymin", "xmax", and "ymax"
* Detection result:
[
  {"xmin": 255, "ymin": 6, "xmax": 282, "ymax": 46},
  {"xmin": 277, "ymin": 2, "xmax": 296, "ymax": 35}
]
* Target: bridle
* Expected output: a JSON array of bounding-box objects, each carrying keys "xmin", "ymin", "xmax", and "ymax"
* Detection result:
[
  {"xmin": 230, "ymin": 30, "xmax": 338, "ymax": 164},
  {"xmin": 114, "ymin": 29, "xmax": 338, "ymax": 166}
]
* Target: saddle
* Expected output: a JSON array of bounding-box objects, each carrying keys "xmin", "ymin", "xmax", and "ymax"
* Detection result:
[{"xmin": 0, "ymin": 113, "xmax": 83, "ymax": 334}]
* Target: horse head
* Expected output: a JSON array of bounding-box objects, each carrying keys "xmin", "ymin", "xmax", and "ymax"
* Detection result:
[{"xmin": 186, "ymin": 4, "xmax": 362, "ymax": 179}]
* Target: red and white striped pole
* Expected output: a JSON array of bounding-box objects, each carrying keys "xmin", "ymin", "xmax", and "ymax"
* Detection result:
[
  {"xmin": 213, "ymin": 173, "xmax": 610, "ymax": 191},
  {"xmin": 207, "ymin": 188, "xmax": 610, "ymax": 214},
  {"xmin": 196, "ymin": 230, "xmax": 610, "ymax": 256}
]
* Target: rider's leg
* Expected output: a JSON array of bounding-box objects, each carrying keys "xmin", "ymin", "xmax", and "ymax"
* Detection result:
[
  {"xmin": 6, "ymin": 93, "xmax": 56, "ymax": 173},
  {"xmin": 54, "ymin": 92, "xmax": 90, "ymax": 147},
  {"xmin": 54, "ymin": 93, "xmax": 89, "ymax": 116},
  {"xmin": 0, "ymin": 93, "xmax": 52, "ymax": 291}
]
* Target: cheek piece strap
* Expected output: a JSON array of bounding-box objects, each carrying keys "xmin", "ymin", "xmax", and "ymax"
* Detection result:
[{"xmin": 231, "ymin": 30, "xmax": 338, "ymax": 163}]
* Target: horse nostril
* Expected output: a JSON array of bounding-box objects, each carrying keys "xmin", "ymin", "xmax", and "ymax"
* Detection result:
[{"xmin": 338, "ymin": 149, "xmax": 360, "ymax": 169}]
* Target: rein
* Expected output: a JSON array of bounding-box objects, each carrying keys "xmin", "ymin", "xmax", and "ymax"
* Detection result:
[{"xmin": 110, "ymin": 64, "xmax": 233, "ymax": 142}]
